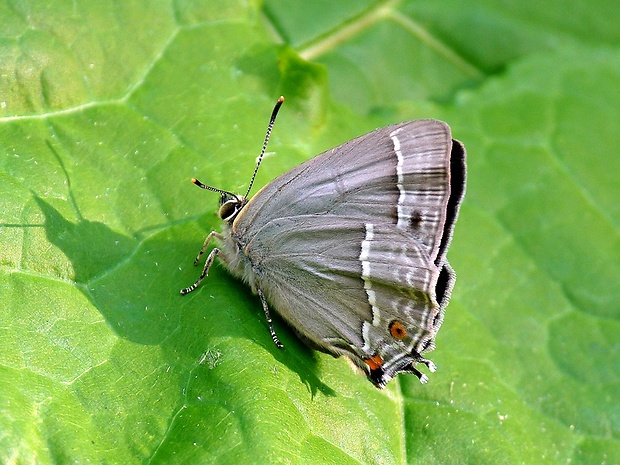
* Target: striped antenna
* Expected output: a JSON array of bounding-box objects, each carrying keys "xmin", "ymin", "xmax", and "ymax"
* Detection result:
[
  {"xmin": 190, "ymin": 178, "xmax": 238, "ymax": 200},
  {"xmin": 244, "ymin": 96, "xmax": 284, "ymax": 199}
]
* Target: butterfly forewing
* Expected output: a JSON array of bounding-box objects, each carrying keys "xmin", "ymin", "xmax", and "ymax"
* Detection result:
[{"xmin": 235, "ymin": 120, "xmax": 453, "ymax": 262}]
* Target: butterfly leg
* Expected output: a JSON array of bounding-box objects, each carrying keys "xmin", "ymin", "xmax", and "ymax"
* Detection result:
[
  {"xmin": 180, "ymin": 246, "xmax": 221, "ymax": 295},
  {"xmin": 409, "ymin": 355, "xmax": 437, "ymax": 384},
  {"xmin": 193, "ymin": 231, "xmax": 224, "ymax": 265},
  {"xmin": 257, "ymin": 288, "xmax": 284, "ymax": 349}
]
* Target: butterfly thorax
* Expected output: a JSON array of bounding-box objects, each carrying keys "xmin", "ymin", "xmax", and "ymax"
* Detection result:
[{"xmin": 216, "ymin": 194, "xmax": 261, "ymax": 292}]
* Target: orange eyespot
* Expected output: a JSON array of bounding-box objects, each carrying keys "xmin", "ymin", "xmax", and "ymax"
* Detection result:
[
  {"xmin": 364, "ymin": 354, "xmax": 384, "ymax": 371},
  {"xmin": 389, "ymin": 321, "xmax": 408, "ymax": 340}
]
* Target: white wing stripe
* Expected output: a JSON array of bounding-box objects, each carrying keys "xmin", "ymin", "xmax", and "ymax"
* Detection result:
[
  {"xmin": 359, "ymin": 223, "xmax": 381, "ymax": 330},
  {"xmin": 390, "ymin": 129, "xmax": 408, "ymax": 229}
]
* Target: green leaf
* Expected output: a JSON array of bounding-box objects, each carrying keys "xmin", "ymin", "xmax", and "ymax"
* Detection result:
[{"xmin": 1, "ymin": 1, "xmax": 619, "ymax": 464}]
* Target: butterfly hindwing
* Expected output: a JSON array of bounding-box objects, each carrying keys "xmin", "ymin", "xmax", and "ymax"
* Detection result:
[{"xmin": 238, "ymin": 215, "xmax": 444, "ymax": 386}]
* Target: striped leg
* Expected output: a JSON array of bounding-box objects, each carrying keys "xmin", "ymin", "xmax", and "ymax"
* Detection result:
[
  {"xmin": 257, "ymin": 288, "xmax": 283, "ymax": 348},
  {"xmin": 193, "ymin": 231, "xmax": 224, "ymax": 265},
  {"xmin": 180, "ymin": 231, "xmax": 223, "ymax": 295}
]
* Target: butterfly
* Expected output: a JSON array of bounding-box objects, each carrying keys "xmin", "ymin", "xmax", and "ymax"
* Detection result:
[{"xmin": 181, "ymin": 97, "xmax": 466, "ymax": 388}]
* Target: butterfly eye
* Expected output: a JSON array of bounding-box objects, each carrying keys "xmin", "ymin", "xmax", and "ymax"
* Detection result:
[
  {"xmin": 218, "ymin": 199, "xmax": 241, "ymax": 222},
  {"xmin": 389, "ymin": 321, "xmax": 408, "ymax": 340}
]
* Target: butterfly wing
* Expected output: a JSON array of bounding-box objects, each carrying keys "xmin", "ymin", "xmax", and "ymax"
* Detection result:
[
  {"xmin": 235, "ymin": 119, "xmax": 465, "ymax": 267},
  {"xmin": 229, "ymin": 119, "xmax": 466, "ymax": 387}
]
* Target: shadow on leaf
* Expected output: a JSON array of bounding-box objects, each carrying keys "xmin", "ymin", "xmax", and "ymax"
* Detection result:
[
  {"xmin": 33, "ymin": 194, "xmax": 334, "ymax": 395},
  {"xmin": 33, "ymin": 194, "xmax": 137, "ymax": 283}
]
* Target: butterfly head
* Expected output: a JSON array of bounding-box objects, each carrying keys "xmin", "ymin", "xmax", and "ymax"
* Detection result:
[{"xmin": 218, "ymin": 192, "xmax": 247, "ymax": 224}]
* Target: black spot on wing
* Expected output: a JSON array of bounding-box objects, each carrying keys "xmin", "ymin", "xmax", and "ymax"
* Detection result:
[{"xmin": 409, "ymin": 209, "xmax": 423, "ymax": 230}]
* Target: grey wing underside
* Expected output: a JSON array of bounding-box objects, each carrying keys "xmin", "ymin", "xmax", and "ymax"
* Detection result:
[
  {"xmin": 245, "ymin": 216, "xmax": 443, "ymax": 359},
  {"xmin": 235, "ymin": 120, "xmax": 460, "ymax": 266}
]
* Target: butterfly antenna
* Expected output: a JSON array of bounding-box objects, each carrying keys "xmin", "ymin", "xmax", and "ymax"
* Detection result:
[
  {"xmin": 244, "ymin": 96, "xmax": 284, "ymax": 199},
  {"xmin": 190, "ymin": 178, "xmax": 238, "ymax": 199}
]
